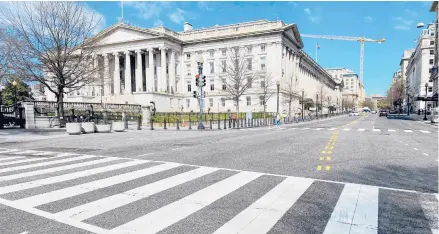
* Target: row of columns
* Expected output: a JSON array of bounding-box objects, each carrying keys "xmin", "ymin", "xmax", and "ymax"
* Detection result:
[{"xmin": 90, "ymin": 47, "xmax": 178, "ymax": 96}]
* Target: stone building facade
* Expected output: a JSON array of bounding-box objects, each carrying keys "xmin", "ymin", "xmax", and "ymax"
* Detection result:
[{"xmin": 45, "ymin": 20, "xmax": 342, "ymax": 114}]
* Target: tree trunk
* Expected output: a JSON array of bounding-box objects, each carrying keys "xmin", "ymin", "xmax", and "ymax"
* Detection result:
[
  {"xmin": 288, "ymin": 96, "xmax": 292, "ymax": 118},
  {"xmin": 56, "ymin": 87, "xmax": 66, "ymax": 127}
]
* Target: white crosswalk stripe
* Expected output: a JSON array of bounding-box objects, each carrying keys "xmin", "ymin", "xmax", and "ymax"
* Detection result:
[
  {"xmin": 357, "ymin": 128, "xmax": 365, "ymax": 132},
  {"xmin": 373, "ymin": 129, "xmax": 381, "ymax": 132},
  {"xmin": 404, "ymin": 130, "xmax": 413, "ymax": 133},
  {"xmin": 420, "ymin": 130, "xmax": 431, "ymax": 133},
  {"xmin": 0, "ymin": 148, "xmax": 435, "ymax": 234}
]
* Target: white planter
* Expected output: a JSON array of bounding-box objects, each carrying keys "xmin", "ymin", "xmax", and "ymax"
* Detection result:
[
  {"xmin": 81, "ymin": 122, "xmax": 96, "ymax": 133},
  {"xmin": 96, "ymin": 124, "xmax": 112, "ymax": 133},
  {"xmin": 66, "ymin": 123, "xmax": 82, "ymax": 135},
  {"xmin": 112, "ymin": 121, "xmax": 125, "ymax": 132}
]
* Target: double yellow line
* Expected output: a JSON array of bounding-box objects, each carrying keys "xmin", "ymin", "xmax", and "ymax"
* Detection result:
[{"xmin": 317, "ymin": 131, "xmax": 338, "ymax": 171}]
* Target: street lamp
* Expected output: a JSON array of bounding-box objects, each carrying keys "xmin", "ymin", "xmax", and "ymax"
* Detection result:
[
  {"xmin": 424, "ymin": 83, "xmax": 428, "ymax": 120},
  {"xmin": 276, "ymin": 81, "xmax": 280, "ymax": 114},
  {"xmin": 196, "ymin": 54, "xmax": 205, "ymax": 130},
  {"xmin": 12, "ymin": 80, "xmax": 18, "ymax": 118}
]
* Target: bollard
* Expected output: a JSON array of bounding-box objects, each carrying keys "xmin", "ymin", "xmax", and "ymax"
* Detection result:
[
  {"xmin": 224, "ymin": 119, "xmax": 227, "ymax": 129},
  {"xmin": 209, "ymin": 118, "xmax": 212, "ymax": 129},
  {"xmin": 150, "ymin": 118, "xmax": 154, "ymax": 130},
  {"xmin": 176, "ymin": 119, "xmax": 180, "ymax": 130},
  {"xmin": 164, "ymin": 119, "xmax": 167, "ymax": 130},
  {"xmin": 218, "ymin": 119, "xmax": 221, "ymax": 130},
  {"xmin": 189, "ymin": 120, "xmax": 192, "ymax": 130},
  {"xmin": 137, "ymin": 115, "xmax": 141, "ymax": 130}
]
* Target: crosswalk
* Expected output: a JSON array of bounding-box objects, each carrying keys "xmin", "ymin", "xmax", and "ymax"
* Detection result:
[{"xmin": 0, "ymin": 148, "xmax": 437, "ymax": 234}]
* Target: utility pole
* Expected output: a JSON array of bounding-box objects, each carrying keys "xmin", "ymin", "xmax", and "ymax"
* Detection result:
[
  {"xmin": 196, "ymin": 55, "xmax": 206, "ymax": 130},
  {"xmin": 301, "ymin": 90, "xmax": 304, "ymax": 120},
  {"xmin": 276, "ymin": 82, "xmax": 280, "ymax": 114},
  {"xmin": 316, "ymin": 94, "xmax": 318, "ymax": 119}
]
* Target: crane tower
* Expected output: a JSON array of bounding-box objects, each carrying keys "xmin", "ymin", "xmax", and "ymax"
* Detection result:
[{"xmin": 300, "ymin": 34, "xmax": 385, "ymax": 85}]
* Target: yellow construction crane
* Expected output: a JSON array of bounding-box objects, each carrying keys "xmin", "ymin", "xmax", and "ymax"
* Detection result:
[{"xmin": 300, "ymin": 34, "xmax": 386, "ymax": 85}]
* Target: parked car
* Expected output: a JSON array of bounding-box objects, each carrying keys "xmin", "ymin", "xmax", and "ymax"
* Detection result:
[
  {"xmin": 379, "ymin": 110, "xmax": 388, "ymax": 117},
  {"xmin": 371, "ymin": 110, "xmax": 377, "ymax": 114}
]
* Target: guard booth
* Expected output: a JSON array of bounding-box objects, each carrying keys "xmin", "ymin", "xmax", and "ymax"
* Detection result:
[{"xmin": 0, "ymin": 103, "xmax": 25, "ymax": 129}]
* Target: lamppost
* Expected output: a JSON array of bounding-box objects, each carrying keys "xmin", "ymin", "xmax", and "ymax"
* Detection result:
[
  {"xmin": 12, "ymin": 80, "xmax": 18, "ymax": 118},
  {"xmin": 301, "ymin": 89, "xmax": 304, "ymax": 120},
  {"xmin": 424, "ymin": 83, "xmax": 428, "ymax": 120},
  {"xmin": 196, "ymin": 54, "xmax": 205, "ymax": 130},
  {"xmin": 276, "ymin": 81, "xmax": 280, "ymax": 114},
  {"xmin": 316, "ymin": 94, "xmax": 318, "ymax": 119}
]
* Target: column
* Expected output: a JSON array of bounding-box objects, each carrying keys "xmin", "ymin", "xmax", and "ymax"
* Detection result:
[
  {"xmin": 113, "ymin": 52, "xmax": 121, "ymax": 95},
  {"xmin": 124, "ymin": 51, "xmax": 132, "ymax": 94},
  {"xmin": 93, "ymin": 54, "xmax": 100, "ymax": 96},
  {"xmin": 103, "ymin": 54, "xmax": 110, "ymax": 96},
  {"xmin": 170, "ymin": 50, "xmax": 176, "ymax": 94},
  {"xmin": 147, "ymin": 48, "xmax": 155, "ymax": 92},
  {"xmin": 135, "ymin": 50, "xmax": 143, "ymax": 92},
  {"xmin": 160, "ymin": 47, "xmax": 168, "ymax": 92}
]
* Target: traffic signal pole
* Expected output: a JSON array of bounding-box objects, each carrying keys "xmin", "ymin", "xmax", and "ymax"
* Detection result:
[{"xmin": 197, "ymin": 61, "xmax": 205, "ymax": 130}]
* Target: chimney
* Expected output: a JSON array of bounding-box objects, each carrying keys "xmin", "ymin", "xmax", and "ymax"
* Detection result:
[{"xmin": 183, "ymin": 22, "xmax": 193, "ymax": 32}]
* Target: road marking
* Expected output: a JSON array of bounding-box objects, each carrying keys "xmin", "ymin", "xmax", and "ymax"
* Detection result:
[
  {"xmin": 328, "ymin": 128, "xmax": 337, "ymax": 131},
  {"xmin": 0, "ymin": 156, "xmax": 24, "ymax": 162},
  {"xmin": 57, "ymin": 167, "xmax": 219, "ymax": 221},
  {"xmin": 327, "ymin": 157, "xmax": 331, "ymax": 161},
  {"xmin": 317, "ymin": 165, "xmax": 322, "ymax": 170},
  {"xmin": 350, "ymin": 185, "xmax": 379, "ymax": 233},
  {"xmin": 343, "ymin": 128, "xmax": 350, "ymax": 131},
  {"xmin": 404, "ymin": 130, "xmax": 413, "ymax": 133},
  {"xmin": 388, "ymin": 129, "xmax": 396, "ymax": 132},
  {"xmin": 420, "ymin": 130, "xmax": 431, "ymax": 133},
  {"xmin": 372, "ymin": 129, "xmax": 381, "ymax": 132},
  {"xmin": 112, "ymin": 171, "xmax": 262, "ymax": 234},
  {"xmin": 325, "ymin": 166, "xmax": 331, "ymax": 171},
  {"xmin": 303, "ymin": 127, "xmax": 310, "ymax": 130},
  {"xmin": 423, "ymin": 153, "xmax": 429, "ymax": 156},
  {"xmin": 327, "ymin": 151, "xmax": 332, "ymax": 154},
  {"xmin": 357, "ymin": 128, "xmax": 365, "ymax": 131},
  {"xmin": 315, "ymin": 128, "xmax": 323, "ymax": 131},
  {"xmin": 15, "ymin": 162, "xmax": 181, "ymax": 207},
  {"xmin": 321, "ymin": 151, "xmax": 327, "ymax": 154},
  {"xmin": 212, "ymin": 177, "xmax": 313, "ymax": 234},
  {"xmin": 320, "ymin": 157, "xmax": 324, "ymax": 160},
  {"xmin": 414, "ymin": 148, "xmax": 418, "ymax": 150}
]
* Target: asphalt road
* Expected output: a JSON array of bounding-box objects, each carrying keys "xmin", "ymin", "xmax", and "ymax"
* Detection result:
[{"xmin": 0, "ymin": 114, "xmax": 437, "ymax": 234}]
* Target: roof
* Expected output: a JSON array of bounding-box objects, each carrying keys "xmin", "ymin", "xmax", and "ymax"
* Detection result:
[{"xmin": 431, "ymin": 1, "xmax": 438, "ymax": 12}]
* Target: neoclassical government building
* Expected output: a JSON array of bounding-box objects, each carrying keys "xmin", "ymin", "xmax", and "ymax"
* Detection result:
[{"xmin": 45, "ymin": 19, "xmax": 343, "ymax": 114}]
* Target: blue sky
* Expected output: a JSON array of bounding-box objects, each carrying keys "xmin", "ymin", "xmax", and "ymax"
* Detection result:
[{"xmin": 87, "ymin": 1, "xmax": 435, "ymax": 95}]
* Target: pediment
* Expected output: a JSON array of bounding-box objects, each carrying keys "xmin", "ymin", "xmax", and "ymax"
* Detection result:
[
  {"xmin": 286, "ymin": 27, "xmax": 304, "ymax": 49},
  {"xmin": 93, "ymin": 27, "xmax": 158, "ymax": 46}
]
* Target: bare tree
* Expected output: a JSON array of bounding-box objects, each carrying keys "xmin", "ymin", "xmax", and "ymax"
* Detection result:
[
  {"xmin": 390, "ymin": 79, "xmax": 404, "ymax": 112},
  {"xmin": 317, "ymin": 85, "xmax": 327, "ymax": 114},
  {"xmin": 0, "ymin": 2, "xmax": 102, "ymax": 123},
  {"xmin": 218, "ymin": 47, "xmax": 260, "ymax": 118},
  {"xmin": 284, "ymin": 75, "xmax": 299, "ymax": 117},
  {"xmin": 0, "ymin": 29, "xmax": 10, "ymax": 85},
  {"xmin": 259, "ymin": 72, "xmax": 276, "ymax": 118}
]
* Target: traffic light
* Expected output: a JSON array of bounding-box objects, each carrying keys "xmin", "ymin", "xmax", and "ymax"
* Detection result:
[
  {"xmin": 195, "ymin": 74, "xmax": 199, "ymax": 87},
  {"xmin": 193, "ymin": 91, "xmax": 197, "ymax": 98},
  {"xmin": 202, "ymin": 76, "xmax": 206, "ymax": 87}
]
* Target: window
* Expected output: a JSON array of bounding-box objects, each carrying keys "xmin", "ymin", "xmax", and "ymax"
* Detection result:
[
  {"xmin": 428, "ymin": 86, "xmax": 433, "ymax": 92},
  {"xmin": 209, "ymin": 51, "xmax": 214, "ymax": 57},
  {"xmin": 221, "ymin": 98, "xmax": 225, "ymax": 107},
  {"xmin": 246, "ymin": 96, "xmax": 251, "ymax": 106},
  {"xmin": 247, "ymin": 58, "xmax": 252, "ymax": 70},
  {"xmin": 261, "ymin": 64, "xmax": 266, "ymax": 70},
  {"xmin": 209, "ymin": 98, "xmax": 214, "ymax": 107},
  {"xmin": 431, "ymin": 50, "xmax": 434, "ymax": 55},
  {"xmin": 186, "ymin": 64, "xmax": 191, "ymax": 76},
  {"xmin": 261, "ymin": 45, "xmax": 266, "ymax": 52},
  {"xmin": 186, "ymin": 53, "xmax": 191, "ymax": 60},
  {"xmin": 430, "ymin": 59, "xmax": 434, "ymax": 65},
  {"xmin": 210, "ymin": 79, "xmax": 214, "ymax": 91},
  {"xmin": 221, "ymin": 49, "xmax": 226, "ymax": 56},
  {"xmin": 186, "ymin": 99, "xmax": 190, "ymax": 108},
  {"xmin": 210, "ymin": 62, "xmax": 214, "ymax": 74},
  {"xmin": 261, "ymin": 80, "xmax": 265, "ymax": 88},
  {"xmin": 430, "ymin": 40, "xmax": 435, "ymax": 45},
  {"xmin": 247, "ymin": 46, "xmax": 252, "ymax": 53},
  {"xmin": 429, "ymin": 68, "xmax": 433, "ymax": 73},
  {"xmin": 247, "ymin": 77, "xmax": 252, "ymax": 88},
  {"xmin": 259, "ymin": 96, "xmax": 264, "ymax": 105},
  {"xmin": 166, "ymin": 65, "xmax": 169, "ymax": 74},
  {"xmin": 222, "ymin": 84, "xmax": 227, "ymax": 90},
  {"xmin": 187, "ymin": 83, "xmax": 192, "ymax": 92}
]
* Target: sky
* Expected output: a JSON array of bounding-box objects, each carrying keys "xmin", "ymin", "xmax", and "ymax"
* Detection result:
[{"xmin": 85, "ymin": 1, "xmax": 435, "ymax": 96}]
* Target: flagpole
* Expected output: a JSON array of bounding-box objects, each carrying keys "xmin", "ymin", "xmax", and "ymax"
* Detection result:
[{"xmin": 315, "ymin": 43, "xmax": 318, "ymax": 63}]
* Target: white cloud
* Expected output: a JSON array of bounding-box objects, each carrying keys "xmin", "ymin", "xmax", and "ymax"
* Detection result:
[
  {"xmin": 404, "ymin": 8, "xmax": 419, "ymax": 17},
  {"xmin": 124, "ymin": 2, "xmax": 162, "ymax": 20},
  {"xmin": 303, "ymin": 8, "xmax": 322, "ymax": 24},
  {"xmin": 364, "ymin": 16, "xmax": 373, "ymax": 23},
  {"xmin": 153, "ymin": 19, "xmax": 164, "ymax": 27},
  {"xmin": 83, "ymin": 4, "xmax": 106, "ymax": 34},
  {"xmin": 197, "ymin": 2, "xmax": 213, "ymax": 11},
  {"xmin": 168, "ymin": 8, "xmax": 187, "ymax": 25},
  {"xmin": 393, "ymin": 17, "xmax": 414, "ymax": 31}
]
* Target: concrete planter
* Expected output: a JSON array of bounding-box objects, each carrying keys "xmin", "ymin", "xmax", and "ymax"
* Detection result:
[
  {"xmin": 112, "ymin": 121, "xmax": 125, "ymax": 132},
  {"xmin": 66, "ymin": 123, "xmax": 82, "ymax": 135},
  {"xmin": 96, "ymin": 124, "xmax": 112, "ymax": 133},
  {"xmin": 81, "ymin": 122, "xmax": 96, "ymax": 133}
]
